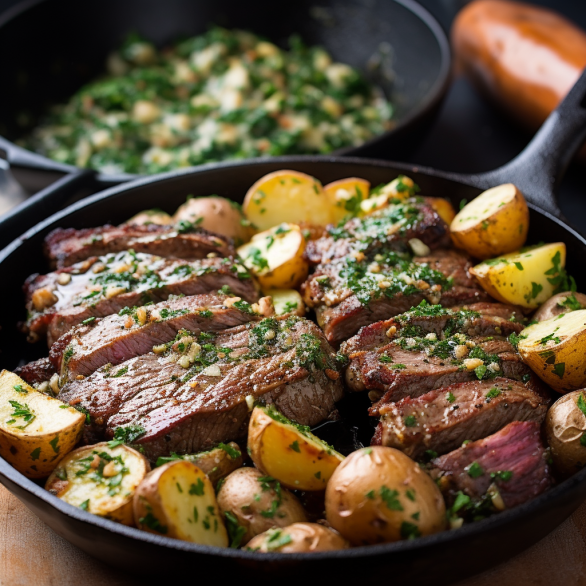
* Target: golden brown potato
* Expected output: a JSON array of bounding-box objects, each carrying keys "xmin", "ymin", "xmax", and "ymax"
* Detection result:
[
  {"xmin": 125, "ymin": 209, "xmax": 172, "ymax": 226},
  {"xmin": 156, "ymin": 442, "xmax": 243, "ymax": 487},
  {"xmin": 243, "ymin": 170, "xmax": 332, "ymax": 230},
  {"xmin": 534, "ymin": 292, "xmax": 586, "ymax": 322},
  {"xmin": 174, "ymin": 196, "xmax": 254, "ymax": 245},
  {"xmin": 518, "ymin": 310, "xmax": 586, "ymax": 393},
  {"xmin": 217, "ymin": 467, "xmax": 307, "ymax": 545},
  {"xmin": 545, "ymin": 390, "xmax": 586, "ymax": 476},
  {"xmin": 428, "ymin": 197, "xmax": 456, "ymax": 225},
  {"xmin": 0, "ymin": 370, "xmax": 85, "ymax": 478},
  {"xmin": 266, "ymin": 289, "xmax": 306, "ymax": 317},
  {"xmin": 246, "ymin": 523, "xmax": 349, "ymax": 553},
  {"xmin": 325, "ymin": 446, "xmax": 446, "ymax": 545},
  {"xmin": 46, "ymin": 442, "xmax": 150, "ymax": 525},
  {"xmin": 237, "ymin": 223, "xmax": 308, "ymax": 289},
  {"xmin": 359, "ymin": 175, "xmax": 419, "ymax": 214},
  {"xmin": 451, "ymin": 184, "xmax": 529, "ymax": 259},
  {"xmin": 133, "ymin": 460, "xmax": 228, "ymax": 545},
  {"xmin": 324, "ymin": 177, "xmax": 370, "ymax": 223},
  {"xmin": 248, "ymin": 405, "xmax": 344, "ymax": 491},
  {"xmin": 470, "ymin": 243, "xmax": 566, "ymax": 309}
]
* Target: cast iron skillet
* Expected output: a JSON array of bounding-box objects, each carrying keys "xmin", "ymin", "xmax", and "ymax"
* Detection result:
[
  {"xmin": 2, "ymin": 72, "xmax": 586, "ymax": 586},
  {"xmin": 0, "ymin": 0, "xmax": 450, "ymax": 195}
]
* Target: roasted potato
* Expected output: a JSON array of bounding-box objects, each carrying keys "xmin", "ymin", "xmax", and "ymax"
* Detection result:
[
  {"xmin": 46, "ymin": 442, "xmax": 150, "ymax": 524},
  {"xmin": 243, "ymin": 170, "xmax": 332, "ymax": 230},
  {"xmin": 248, "ymin": 405, "xmax": 344, "ymax": 491},
  {"xmin": 451, "ymin": 184, "xmax": 529, "ymax": 259},
  {"xmin": 325, "ymin": 446, "xmax": 446, "ymax": 545},
  {"xmin": 324, "ymin": 177, "xmax": 370, "ymax": 223},
  {"xmin": 518, "ymin": 310, "xmax": 586, "ymax": 392},
  {"xmin": 428, "ymin": 197, "xmax": 456, "ymax": 225},
  {"xmin": 217, "ymin": 467, "xmax": 307, "ymax": 545},
  {"xmin": 237, "ymin": 223, "xmax": 308, "ymax": 289},
  {"xmin": 125, "ymin": 209, "xmax": 172, "ymax": 226},
  {"xmin": 155, "ymin": 442, "xmax": 243, "ymax": 487},
  {"xmin": 545, "ymin": 390, "xmax": 586, "ymax": 476},
  {"xmin": 0, "ymin": 370, "xmax": 84, "ymax": 478},
  {"xmin": 173, "ymin": 196, "xmax": 254, "ymax": 245},
  {"xmin": 534, "ymin": 292, "xmax": 586, "ymax": 322},
  {"xmin": 266, "ymin": 289, "xmax": 306, "ymax": 317},
  {"xmin": 133, "ymin": 460, "xmax": 228, "ymax": 545},
  {"xmin": 359, "ymin": 175, "xmax": 418, "ymax": 214},
  {"xmin": 246, "ymin": 523, "xmax": 349, "ymax": 553},
  {"xmin": 470, "ymin": 242, "xmax": 567, "ymax": 308}
]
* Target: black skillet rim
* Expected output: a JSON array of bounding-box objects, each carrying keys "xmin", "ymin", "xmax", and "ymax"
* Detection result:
[
  {"xmin": 0, "ymin": 0, "xmax": 452, "ymax": 184},
  {"xmin": 1, "ymin": 153, "xmax": 586, "ymax": 563}
]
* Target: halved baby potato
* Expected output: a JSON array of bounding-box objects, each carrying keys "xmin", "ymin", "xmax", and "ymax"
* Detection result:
[
  {"xmin": 155, "ymin": 442, "xmax": 243, "ymax": 487},
  {"xmin": 324, "ymin": 177, "xmax": 370, "ymax": 223},
  {"xmin": 46, "ymin": 442, "xmax": 150, "ymax": 525},
  {"xmin": 125, "ymin": 209, "xmax": 173, "ymax": 226},
  {"xmin": 134, "ymin": 460, "xmax": 228, "ymax": 545},
  {"xmin": 237, "ymin": 223, "xmax": 308, "ymax": 289},
  {"xmin": 243, "ymin": 170, "xmax": 331, "ymax": 230},
  {"xmin": 428, "ymin": 197, "xmax": 456, "ymax": 225},
  {"xmin": 533, "ymin": 292, "xmax": 586, "ymax": 322},
  {"xmin": 451, "ymin": 183, "xmax": 529, "ymax": 259},
  {"xmin": 266, "ymin": 289, "xmax": 306, "ymax": 317},
  {"xmin": 470, "ymin": 243, "xmax": 566, "ymax": 309},
  {"xmin": 359, "ymin": 175, "xmax": 418, "ymax": 214},
  {"xmin": 0, "ymin": 370, "xmax": 85, "ymax": 478},
  {"xmin": 518, "ymin": 310, "xmax": 586, "ymax": 392},
  {"xmin": 248, "ymin": 405, "xmax": 344, "ymax": 491}
]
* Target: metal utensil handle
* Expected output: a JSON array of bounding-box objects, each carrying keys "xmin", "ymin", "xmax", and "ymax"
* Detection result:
[{"xmin": 466, "ymin": 67, "xmax": 586, "ymax": 217}]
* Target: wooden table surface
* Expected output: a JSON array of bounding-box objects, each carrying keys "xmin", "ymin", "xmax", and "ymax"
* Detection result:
[{"xmin": 1, "ymin": 483, "xmax": 584, "ymax": 586}]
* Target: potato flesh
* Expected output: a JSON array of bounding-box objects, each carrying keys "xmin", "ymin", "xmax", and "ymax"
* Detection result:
[
  {"xmin": 451, "ymin": 184, "xmax": 529, "ymax": 259},
  {"xmin": 324, "ymin": 177, "xmax": 370, "ymax": 224},
  {"xmin": 243, "ymin": 170, "xmax": 331, "ymax": 230},
  {"xmin": 470, "ymin": 243, "xmax": 566, "ymax": 308},
  {"xmin": 518, "ymin": 310, "xmax": 586, "ymax": 392},
  {"xmin": 157, "ymin": 462, "xmax": 228, "ymax": 546},
  {"xmin": 248, "ymin": 407, "xmax": 344, "ymax": 491},
  {"xmin": 266, "ymin": 289, "xmax": 305, "ymax": 316},
  {"xmin": 428, "ymin": 197, "xmax": 456, "ymax": 225},
  {"xmin": 0, "ymin": 370, "xmax": 84, "ymax": 478},
  {"xmin": 47, "ymin": 443, "xmax": 149, "ymax": 522}
]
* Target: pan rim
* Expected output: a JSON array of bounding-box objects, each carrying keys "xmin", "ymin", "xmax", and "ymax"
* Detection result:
[{"xmin": 1, "ymin": 153, "xmax": 586, "ymax": 564}]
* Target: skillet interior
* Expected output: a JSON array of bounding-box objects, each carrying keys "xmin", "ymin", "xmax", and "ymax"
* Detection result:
[
  {"xmin": 0, "ymin": 0, "xmax": 450, "ymax": 188},
  {"xmin": 2, "ymin": 156, "xmax": 586, "ymax": 585}
]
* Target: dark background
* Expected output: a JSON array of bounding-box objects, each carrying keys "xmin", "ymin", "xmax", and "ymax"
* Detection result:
[{"xmin": 1, "ymin": 0, "xmax": 586, "ymax": 230}]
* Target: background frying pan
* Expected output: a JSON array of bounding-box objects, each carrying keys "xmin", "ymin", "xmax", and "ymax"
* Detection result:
[
  {"xmin": 1, "ymin": 68, "xmax": 586, "ymax": 586},
  {"xmin": 0, "ymin": 0, "xmax": 451, "ymax": 194}
]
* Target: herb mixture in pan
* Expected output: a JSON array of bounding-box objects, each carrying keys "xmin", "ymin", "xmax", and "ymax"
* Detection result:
[
  {"xmin": 22, "ymin": 28, "xmax": 393, "ymax": 174},
  {"xmin": 4, "ymin": 171, "xmax": 586, "ymax": 552}
]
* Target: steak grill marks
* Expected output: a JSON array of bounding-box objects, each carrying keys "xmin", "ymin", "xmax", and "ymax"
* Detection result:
[
  {"xmin": 25, "ymin": 250, "xmax": 256, "ymax": 345},
  {"xmin": 60, "ymin": 316, "xmax": 344, "ymax": 460}
]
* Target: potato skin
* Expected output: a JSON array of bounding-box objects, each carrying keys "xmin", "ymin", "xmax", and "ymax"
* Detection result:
[
  {"xmin": 174, "ymin": 196, "xmax": 253, "ymax": 244},
  {"xmin": 184, "ymin": 442, "xmax": 243, "ymax": 486},
  {"xmin": 325, "ymin": 446, "xmax": 446, "ymax": 545},
  {"xmin": 217, "ymin": 467, "xmax": 307, "ymax": 544},
  {"xmin": 534, "ymin": 292, "xmax": 586, "ymax": 322},
  {"xmin": 246, "ymin": 523, "xmax": 349, "ymax": 553},
  {"xmin": 125, "ymin": 209, "xmax": 172, "ymax": 226},
  {"xmin": 545, "ymin": 390, "xmax": 586, "ymax": 477}
]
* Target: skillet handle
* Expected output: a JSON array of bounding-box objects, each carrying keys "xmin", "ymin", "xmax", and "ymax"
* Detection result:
[{"xmin": 465, "ymin": 67, "xmax": 586, "ymax": 218}]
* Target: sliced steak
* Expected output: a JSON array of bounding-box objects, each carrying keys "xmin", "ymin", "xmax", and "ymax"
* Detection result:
[
  {"xmin": 431, "ymin": 421, "xmax": 553, "ymax": 510},
  {"xmin": 303, "ymin": 248, "xmax": 490, "ymax": 345},
  {"xmin": 373, "ymin": 378, "xmax": 549, "ymax": 459},
  {"xmin": 52, "ymin": 293, "xmax": 271, "ymax": 383},
  {"xmin": 60, "ymin": 316, "xmax": 344, "ymax": 460},
  {"xmin": 340, "ymin": 303, "xmax": 529, "ymax": 406},
  {"xmin": 14, "ymin": 357, "xmax": 57, "ymax": 385},
  {"xmin": 25, "ymin": 251, "xmax": 256, "ymax": 345},
  {"xmin": 44, "ymin": 224, "xmax": 234, "ymax": 269},
  {"xmin": 305, "ymin": 198, "xmax": 450, "ymax": 265}
]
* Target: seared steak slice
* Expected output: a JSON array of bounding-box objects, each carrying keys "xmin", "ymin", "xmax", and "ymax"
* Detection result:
[
  {"xmin": 373, "ymin": 378, "xmax": 549, "ymax": 459},
  {"xmin": 15, "ymin": 357, "xmax": 56, "ymax": 385},
  {"xmin": 305, "ymin": 198, "xmax": 450, "ymax": 265},
  {"xmin": 431, "ymin": 422, "xmax": 552, "ymax": 513},
  {"xmin": 303, "ymin": 249, "xmax": 489, "ymax": 345},
  {"xmin": 52, "ymin": 293, "xmax": 271, "ymax": 383},
  {"xmin": 25, "ymin": 251, "xmax": 256, "ymax": 345},
  {"xmin": 340, "ymin": 303, "xmax": 529, "ymax": 405},
  {"xmin": 44, "ymin": 224, "xmax": 234, "ymax": 269},
  {"xmin": 60, "ymin": 316, "xmax": 344, "ymax": 460}
]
